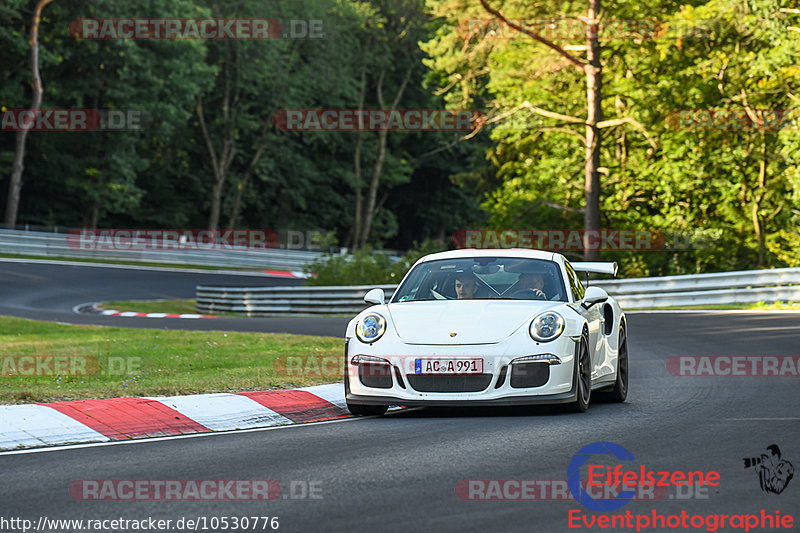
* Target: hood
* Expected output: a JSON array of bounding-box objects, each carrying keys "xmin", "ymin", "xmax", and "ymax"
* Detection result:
[{"xmin": 387, "ymin": 300, "xmax": 558, "ymax": 344}]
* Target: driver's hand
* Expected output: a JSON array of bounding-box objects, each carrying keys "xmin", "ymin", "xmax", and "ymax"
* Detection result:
[{"xmin": 531, "ymin": 289, "xmax": 545, "ymax": 297}]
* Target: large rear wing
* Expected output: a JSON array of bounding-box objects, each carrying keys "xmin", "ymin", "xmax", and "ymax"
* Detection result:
[{"xmin": 571, "ymin": 262, "xmax": 618, "ymax": 276}]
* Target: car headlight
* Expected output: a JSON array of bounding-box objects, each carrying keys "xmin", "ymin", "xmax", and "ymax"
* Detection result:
[
  {"xmin": 356, "ymin": 313, "xmax": 387, "ymax": 343},
  {"xmin": 529, "ymin": 312, "xmax": 565, "ymax": 342},
  {"xmin": 512, "ymin": 354, "xmax": 562, "ymax": 365}
]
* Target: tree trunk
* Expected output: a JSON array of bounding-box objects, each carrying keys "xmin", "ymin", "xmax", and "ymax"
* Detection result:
[
  {"xmin": 752, "ymin": 132, "xmax": 767, "ymax": 267},
  {"xmin": 4, "ymin": 0, "xmax": 53, "ymax": 229},
  {"xmin": 359, "ymin": 130, "xmax": 389, "ymax": 248},
  {"xmin": 197, "ymin": 57, "xmax": 237, "ymax": 231},
  {"xmin": 209, "ymin": 179, "xmax": 224, "ymax": 231},
  {"xmin": 351, "ymin": 69, "xmax": 367, "ymax": 248},
  {"xmin": 477, "ymin": 0, "xmax": 607, "ymax": 260},
  {"xmin": 197, "ymin": 90, "xmax": 235, "ymax": 231},
  {"xmin": 89, "ymin": 205, "xmax": 98, "ymax": 229},
  {"xmin": 583, "ymin": 0, "xmax": 602, "ymax": 261},
  {"xmin": 226, "ymin": 120, "xmax": 270, "ymax": 230},
  {"xmin": 358, "ymin": 66, "xmax": 413, "ymax": 248}
]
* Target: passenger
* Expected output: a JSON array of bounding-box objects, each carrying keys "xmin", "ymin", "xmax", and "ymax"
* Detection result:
[{"xmin": 454, "ymin": 273, "xmax": 478, "ymax": 299}]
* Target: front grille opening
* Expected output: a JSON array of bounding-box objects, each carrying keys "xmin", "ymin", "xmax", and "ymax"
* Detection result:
[
  {"xmin": 406, "ymin": 374, "xmax": 492, "ymax": 393},
  {"xmin": 495, "ymin": 366, "xmax": 508, "ymax": 388},
  {"xmin": 510, "ymin": 362, "xmax": 550, "ymax": 388},
  {"xmin": 393, "ymin": 365, "xmax": 406, "ymax": 389},
  {"xmin": 359, "ymin": 362, "xmax": 393, "ymax": 389}
]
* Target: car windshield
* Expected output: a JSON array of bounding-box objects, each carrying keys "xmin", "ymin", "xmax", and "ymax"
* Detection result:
[{"xmin": 391, "ymin": 257, "xmax": 568, "ymax": 303}]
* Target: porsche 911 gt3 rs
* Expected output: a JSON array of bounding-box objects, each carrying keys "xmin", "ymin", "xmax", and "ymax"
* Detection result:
[{"xmin": 344, "ymin": 249, "xmax": 628, "ymax": 415}]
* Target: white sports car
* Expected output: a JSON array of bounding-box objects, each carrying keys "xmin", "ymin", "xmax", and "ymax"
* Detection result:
[{"xmin": 344, "ymin": 248, "xmax": 628, "ymax": 415}]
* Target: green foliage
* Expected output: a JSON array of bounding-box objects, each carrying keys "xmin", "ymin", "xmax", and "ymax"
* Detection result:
[
  {"xmin": 2, "ymin": 0, "xmax": 799, "ymax": 275},
  {"xmin": 421, "ymin": 0, "xmax": 800, "ymax": 274},
  {"xmin": 304, "ymin": 240, "xmax": 446, "ymax": 285}
]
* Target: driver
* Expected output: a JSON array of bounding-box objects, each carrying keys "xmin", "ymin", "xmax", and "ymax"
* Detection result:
[
  {"xmin": 454, "ymin": 272, "xmax": 478, "ymax": 299},
  {"xmin": 513, "ymin": 272, "xmax": 547, "ymax": 299}
]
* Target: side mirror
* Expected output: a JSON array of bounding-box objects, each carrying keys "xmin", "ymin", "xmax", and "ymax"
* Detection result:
[
  {"xmin": 364, "ymin": 288, "xmax": 385, "ymax": 305},
  {"xmin": 582, "ymin": 286, "xmax": 608, "ymax": 309}
]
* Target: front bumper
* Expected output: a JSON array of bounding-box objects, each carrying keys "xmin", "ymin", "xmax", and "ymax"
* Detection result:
[{"xmin": 345, "ymin": 335, "xmax": 579, "ymax": 406}]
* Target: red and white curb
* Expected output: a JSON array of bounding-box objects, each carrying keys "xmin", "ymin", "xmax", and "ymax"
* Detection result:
[
  {"xmin": 0, "ymin": 383, "xmax": 349, "ymax": 451},
  {"xmin": 99, "ymin": 309, "xmax": 217, "ymax": 319},
  {"xmin": 262, "ymin": 270, "xmax": 308, "ymax": 279}
]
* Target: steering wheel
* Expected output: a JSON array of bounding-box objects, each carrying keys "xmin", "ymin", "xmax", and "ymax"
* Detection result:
[{"xmin": 509, "ymin": 288, "xmax": 547, "ymax": 300}]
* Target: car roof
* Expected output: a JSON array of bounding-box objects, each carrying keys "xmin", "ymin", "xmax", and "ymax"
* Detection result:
[{"xmin": 417, "ymin": 248, "xmax": 559, "ymax": 263}]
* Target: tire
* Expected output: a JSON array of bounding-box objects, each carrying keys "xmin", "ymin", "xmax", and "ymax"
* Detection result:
[
  {"xmin": 570, "ymin": 334, "xmax": 591, "ymax": 413},
  {"xmin": 347, "ymin": 403, "xmax": 388, "ymax": 416},
  {"xmin": 606, "ymin": 328, "xmax": 629, "ymax": 402}
]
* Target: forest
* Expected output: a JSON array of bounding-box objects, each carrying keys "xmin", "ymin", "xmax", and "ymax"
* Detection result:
[{"xmin": 2, "ymin": 0, "xmax": 799, "ymax": 277}]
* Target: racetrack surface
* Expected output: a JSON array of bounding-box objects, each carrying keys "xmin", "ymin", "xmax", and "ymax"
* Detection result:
[
  {"xmin": 0, "ymin": 260, "xmax": 349, "ymax": 336},
  {"xmin": 2, "ymin": 311, "xmax": 798, "ymax": 532}
]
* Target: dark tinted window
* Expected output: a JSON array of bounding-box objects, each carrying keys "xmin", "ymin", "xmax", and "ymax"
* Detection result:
[
  {"xmin": 392, "ymin": 257, "xmax": 568, "ymax": 302},
  {"xmin": 564, "ymin": 261, "xmax": 585, "ymax": 301}
]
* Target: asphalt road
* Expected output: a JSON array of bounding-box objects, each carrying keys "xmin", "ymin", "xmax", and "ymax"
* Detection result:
[
  {"xmin": 2, "ymin": 312, "xmax": 798, "ymax": 533},
  {"xmin": 0, "ymin": 260, "xmax": 349, "ymax": 336}
]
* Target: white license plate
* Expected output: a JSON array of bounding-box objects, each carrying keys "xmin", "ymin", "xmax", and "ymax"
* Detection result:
[{"xmin": 414, "ymin": 358, "xmax": 484, "ymax": 374}]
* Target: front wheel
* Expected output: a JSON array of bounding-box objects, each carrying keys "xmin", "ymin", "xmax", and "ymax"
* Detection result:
[
  {"xmin": 570, "ymin": 335, "xmax": 591, "ymax": 413},
  {"xmin": 347, "ymin": 403, "xmax": 388, "ymax": 416}
]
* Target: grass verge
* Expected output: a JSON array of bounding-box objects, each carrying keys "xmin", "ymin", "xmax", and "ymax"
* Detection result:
[
  {"xmin": 102, "ymin": 299, "xmax": 199, "ymax": 315},
  {"xmin": 0, "ymin": 316, "xmax": 342, "ymax": 404}
]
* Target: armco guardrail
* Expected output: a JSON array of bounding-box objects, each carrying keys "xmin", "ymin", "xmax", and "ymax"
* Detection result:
[
  {"xmin": 196, "ymin": 285, "xmax": 399, "ymax": 315},
  {"xmin": 594, "ymin": 267, "xmax": 800, "ymax": 308},
  {"xmin": 0, "ymin": 229, "xmax": 323, "ymax": 271},
  {"xmin": 196, "ymin": 267, "xmax": 800, "ymax": 315}
]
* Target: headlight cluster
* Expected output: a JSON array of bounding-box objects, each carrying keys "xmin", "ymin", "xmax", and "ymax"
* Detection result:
[
  {"xmin": 529, "ymin": 312, "xmax": 565, "ymax": 342},
  {"xmin": 355, "ymin": 313, "xmax": 387, "ymax": 343}
]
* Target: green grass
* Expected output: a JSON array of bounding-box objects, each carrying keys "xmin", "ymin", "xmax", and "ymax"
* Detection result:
[
  {"xmin": 0, "ymin": 316, "xmax": 342, "ymax": 404},
  {"xmin": 634, "ymin": 301, "xmax": 800, "ymax": 311},
  {"xmin": 102, "ymin": 299, "xmax": 199, "ymax": 315}
]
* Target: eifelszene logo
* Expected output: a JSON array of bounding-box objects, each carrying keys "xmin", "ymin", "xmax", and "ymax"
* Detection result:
[
  {"xmin": 568, "ymin": 441, "xmax": 637, "ymax": 511},
  {"xmin": 743, "ymin": 445, "xmax": 794, "ymax": 495},
  {"xmin": 567, "ymin": 441, "xmax": 721, "ymax": 512}
]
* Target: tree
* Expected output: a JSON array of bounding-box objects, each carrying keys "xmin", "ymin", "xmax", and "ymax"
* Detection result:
[
  {"xmin": 424, "ymin": 0, "xmax": 658, "ymax": 259},
  {"xmin": 5, "ymin": 0, "xmax": 53, "ymax": 228},
  {"xmin": 349, "ymin": 0, "xmax": 429, "ymax": 248}
]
